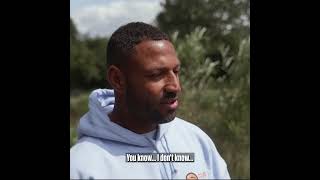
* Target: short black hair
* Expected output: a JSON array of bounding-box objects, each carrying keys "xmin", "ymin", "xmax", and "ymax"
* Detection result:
[{"xmin": 106, "ymin": 22, "xmax": 169, "ymax": 68}]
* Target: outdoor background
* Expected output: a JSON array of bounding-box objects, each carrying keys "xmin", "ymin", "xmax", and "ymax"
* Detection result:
[{"xmin": 70, "ymin": 0, "xmax": 250, "ymax": 178}]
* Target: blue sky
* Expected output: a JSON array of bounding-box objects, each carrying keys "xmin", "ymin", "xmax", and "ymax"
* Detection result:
[{"xmin": 70, "ymin": 0, "xmax": 164, "ymax": 37}]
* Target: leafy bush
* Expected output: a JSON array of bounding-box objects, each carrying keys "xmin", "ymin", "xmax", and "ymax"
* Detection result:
[{"xmin": 173, "ymin": 27, "xmax": 250, "ymax": 178}]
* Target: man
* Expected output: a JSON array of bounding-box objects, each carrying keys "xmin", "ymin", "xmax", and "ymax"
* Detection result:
[{"xmin": 70, "ymin": 22, "xmax": 230, "ymax": 179}]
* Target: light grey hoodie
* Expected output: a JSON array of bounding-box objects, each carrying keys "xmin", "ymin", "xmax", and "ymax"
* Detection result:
[{"xmin": 70, "ymin": 89, "xmax": 230, "ymax": 179}]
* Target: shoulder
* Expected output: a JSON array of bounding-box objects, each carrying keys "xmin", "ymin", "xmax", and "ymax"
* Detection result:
[
  {"xmin": 173, "ymin": 118, "xmax": 230, "ymax": 178},
  {"xmin": 172, "ymin": 118, "xmax": 226, "ymax": 159},
  {"xmin": 172, "ymin": 117, "xmax": 214, "ymax": 143},
  {"xmin": 71, "ymin": 139, "xmax": 101, "ymax": 155},
  {"xmin": 70, "ymin": 139, "xmax": 109, "ymax": 178},
  {"xmin": 70, "ymin": 138, "xmax": 109, "ymax": 163},
  {"xmin": 171, "ymin": 117, "xmax": 221, "ymax": 154}
]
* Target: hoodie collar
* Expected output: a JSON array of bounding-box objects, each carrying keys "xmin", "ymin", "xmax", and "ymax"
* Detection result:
[{"xmin": 77, "ymin": 89, "xmax": 174, "ymax": 147}]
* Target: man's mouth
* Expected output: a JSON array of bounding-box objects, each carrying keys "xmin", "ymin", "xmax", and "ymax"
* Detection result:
[{"xmin": 160, "ymin": 98, "xmax": 179, "ymax": 110}]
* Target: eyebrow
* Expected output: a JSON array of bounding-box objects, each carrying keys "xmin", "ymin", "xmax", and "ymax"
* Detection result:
[{"xmin": 147, "ymin": 64, "xmax": 181, "ymax": 72}]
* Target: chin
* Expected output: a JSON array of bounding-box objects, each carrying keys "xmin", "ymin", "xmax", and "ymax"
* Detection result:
[{"xmin": 157, "ymin": 111, "xmax": 176, "ymax": 124}]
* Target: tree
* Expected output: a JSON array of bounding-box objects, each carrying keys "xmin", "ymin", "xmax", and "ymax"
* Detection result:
[
  {"xmin": 156, "ymin": 0, "xmax": 250, "ymax": 54},
  {"xmin": 173, "ymin": 27, "xmax": 250, "ymax": 179},
  {"xmin": 70, "ymin": 18, "xmax": 108, "ymax": 91},
  {"xmin": 70, "ymin": 18, "xmax": 78, "ymax": 41}
]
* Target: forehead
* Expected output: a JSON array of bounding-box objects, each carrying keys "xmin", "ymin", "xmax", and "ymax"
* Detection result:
[{"xmin": 129, "ymin": 40, "xmax": 179, "ymax": 70}]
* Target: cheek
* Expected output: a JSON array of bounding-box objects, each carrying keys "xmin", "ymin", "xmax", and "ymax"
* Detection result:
[
  {"xmin": 128, "ymin": 74, "xmax": 165, "ymax": 103},
  {"xmin": 144, "ymin": 84, "xmax": 164, "ymax": 102},
  {"xmin": 126, "ymin": 81, "xmax": 153, "ymax": 104}
]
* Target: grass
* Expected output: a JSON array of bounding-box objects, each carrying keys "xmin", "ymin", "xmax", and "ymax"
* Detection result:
[{"xmin": 70, "ymin": 91, "xmax": 90, "ymax": 147}]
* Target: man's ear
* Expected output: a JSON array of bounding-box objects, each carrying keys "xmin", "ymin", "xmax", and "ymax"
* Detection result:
[{"xmin": 107, "ymin": 65, "xmax": 126, "ymax": 93}]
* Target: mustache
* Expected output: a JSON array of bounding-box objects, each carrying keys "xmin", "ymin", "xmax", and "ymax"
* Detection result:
[{"xmin": 160, "ymin": 92, "xmax": 178, "ymax": 103}]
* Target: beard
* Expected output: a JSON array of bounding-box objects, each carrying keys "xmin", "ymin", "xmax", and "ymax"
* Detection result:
[{"xmin": 125, "ymin": 86, "xmax": 176, "ymax": 124}]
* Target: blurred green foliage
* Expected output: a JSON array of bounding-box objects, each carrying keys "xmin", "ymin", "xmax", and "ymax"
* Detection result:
[
  {"xmin": 173, "ymin": 28, "xmax": 249, "ymax": 178},
  {"xmin": 70, "ymin": 0, "xmax": 249, "ymax": 178},
  {"xmin": 156, "ymin": 0, "xmax": 250, "ymax": 55},
  {"xmin": 70, "ymin": 19, "xmax": 109, "ymax": 90}
]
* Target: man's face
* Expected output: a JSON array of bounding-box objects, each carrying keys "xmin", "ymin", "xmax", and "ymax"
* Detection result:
[{"xmin": 124, "ymin": 40, "xmax": 181, "ymax": 124}]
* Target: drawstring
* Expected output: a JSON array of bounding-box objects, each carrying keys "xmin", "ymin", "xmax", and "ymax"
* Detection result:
[
  {"xmin": 145, "ymin": 131, "xmax": 177, "ymax": 179},
  {"xmin": 164, "ymin": 135, "xmax": 178, "ymax": 178},
  {"xmin": 146, "ymin": 137, "xmax": 171, "ymax": 179}
]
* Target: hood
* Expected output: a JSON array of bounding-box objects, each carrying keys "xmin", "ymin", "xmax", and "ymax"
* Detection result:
[{"xmin": 77, "ymin": 89, "xmax": 174, "ymax": 147}]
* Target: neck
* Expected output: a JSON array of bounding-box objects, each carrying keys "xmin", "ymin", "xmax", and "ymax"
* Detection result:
[{"xmin": 109, "ymin": 103, "xmax": 157, "ymax": 134}]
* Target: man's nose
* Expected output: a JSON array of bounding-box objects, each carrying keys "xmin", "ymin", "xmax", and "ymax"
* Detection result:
[{"xmin": 164, "ymin": 72, "xmax": 181, "ymax": 94}]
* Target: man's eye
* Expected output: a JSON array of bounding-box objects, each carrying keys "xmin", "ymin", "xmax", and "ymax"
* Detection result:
[
  {"xmin": 147, "ymin": 72, "xmax": 162, "ymax": 79},
  {"xmin": 147, "ymin": 72, "xmax": 164, "ymax": 81},
  {"xmin": 149, "ymin": 73, "xmax": 161, "ymax": 77}
]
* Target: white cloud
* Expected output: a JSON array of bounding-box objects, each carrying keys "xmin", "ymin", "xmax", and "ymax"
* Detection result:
[{"xmin": 71, "ymin": 0, "xmax": 163, "ymax": 38}]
